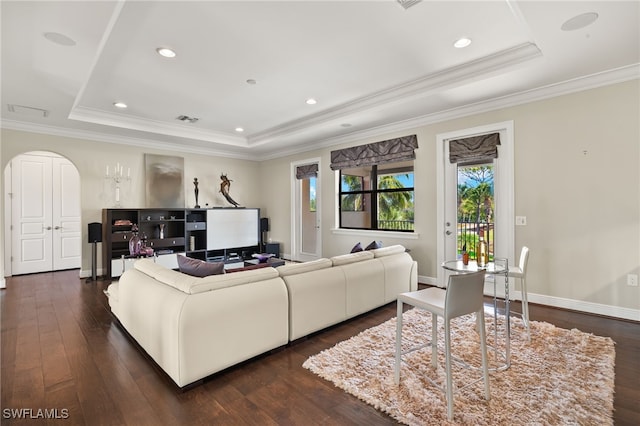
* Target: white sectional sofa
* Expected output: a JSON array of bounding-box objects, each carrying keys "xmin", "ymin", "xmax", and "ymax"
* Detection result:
[
  {"xmin": 280, "ymin": 245, "xmax": 418, "ymax": 340},
  {"xmin": 107, "ymin": 259, "xmax": 289, "ymax": 387},
  {"xmin": 105, "ymin": 245, "xmax": 417, "ymax": 388}
]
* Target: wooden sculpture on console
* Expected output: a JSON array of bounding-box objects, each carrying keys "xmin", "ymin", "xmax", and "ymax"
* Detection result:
[{"xmin": 219, "ymin": 174, "xmax": 240, "ymax": 207}]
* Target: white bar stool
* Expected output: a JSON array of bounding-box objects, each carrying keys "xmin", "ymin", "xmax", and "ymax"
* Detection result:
[
  {"xmin": 508, "ymin": 246, "xmax": 530, "ymax": 339},
  {"xmin": 394, "ymin": 270, "xmax": 490, "ymax": 421}
]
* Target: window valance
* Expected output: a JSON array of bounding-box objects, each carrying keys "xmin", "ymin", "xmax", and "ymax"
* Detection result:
[
  {"xmin": 295, "ymin": 163, "xmax": 318, "ymax": 179},
  {"xmin": 449, "ymin": 133, "xmax": 501, "ymax": 165},
  {"xmin": 330, "ymin": 134, "xmax": 418, "ymax": 170}
]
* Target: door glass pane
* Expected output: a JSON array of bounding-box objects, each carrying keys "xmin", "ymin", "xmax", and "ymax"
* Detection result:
[
  {"xmin": 457, "ymin": 163, "xmax": 494, "ymax": 261},
  {"xmin": 301, "ymin": 178, "xmax": 317, "ymax": 253},
  {"xmin": 309, "ymin": 177, "xmax": 316, "ymax": 212}
]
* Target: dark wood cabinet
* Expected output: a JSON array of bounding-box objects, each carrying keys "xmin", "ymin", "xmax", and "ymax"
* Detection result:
[
  {"xmin": 102, "ymin": 208, "xmax": 262, "ymax": 278},
  {"xmin": 102, "ymin": 208, "xmax": 186, "ymax": 278}
]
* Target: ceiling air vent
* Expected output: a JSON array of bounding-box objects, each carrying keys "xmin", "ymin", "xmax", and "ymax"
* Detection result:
[
  {"xmin": 7, "ymin": 104, "xmax": 49, "ymax": 117},
  {"xmin": 176, "ymin": 115, "xmax": 199, "ymax": 124},
  {"xmin": 397, "ymin": 0, "xmax": 422, "ymax": 10}
]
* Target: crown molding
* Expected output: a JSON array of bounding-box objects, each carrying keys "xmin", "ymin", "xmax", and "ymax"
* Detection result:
[
  {"xmin": 0, "ymin": 119, "xmax": 257, "ymax": 161},
  {"xmin": 68, "ymin": 106, "xmax": 247, "ymax": 146},
  {"xmin": 3, "ymin": 64, "xmax": 637, "ymax": 162},
  {"xmin": 257, "ymin": 63, "xmax": 640, "ymax": 161},
  {"xmin": 249, "ymin": 42, "xmax": 543, "ymax": 146}
]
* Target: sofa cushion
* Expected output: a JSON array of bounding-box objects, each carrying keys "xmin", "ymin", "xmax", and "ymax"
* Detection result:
[
  {"xmin": 331, "ymin": 250, "xmax": 374, "ymax": 266},
  {"xmin": 350, "ymin": 242, "xmax": 363, "ymax": 253},
  {"xmin": 370, "ymin": 244, "xmax": 406, "ymax": 258},
  {"xmin": 178, "ymin": 255, "xmax": 225, "ymax": 277},
  {"xmin": 135, "ymin": 258, "xmax": 172, "ymax": 279},
  {"xmin": 133, "ymin": 257, "xmax": 280, "ymax": 294},
  {"xmin": 191, "ymin": 267, "xmax": 280, "ymax": 294},
  {"xmin": 277, "ymin": 258, "xmax": 332, "ymax": 277}
]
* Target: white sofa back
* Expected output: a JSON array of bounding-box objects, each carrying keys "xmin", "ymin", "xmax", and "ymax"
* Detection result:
[
  {"xmin": 281, "ymin": 245, "xmax": 417, "ymax": 340},
  {"xmin": 112, "ymin": 259, "xmax": 289, "ymax": 387}
]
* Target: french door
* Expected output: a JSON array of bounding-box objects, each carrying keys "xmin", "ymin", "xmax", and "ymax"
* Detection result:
[
  {"xmin": 437, "ymin": 122, "xmax": 515, "ymax": 291},
  {"xmin": 10, "ymin": 152, "xmax": 81, "ymax": 275},
  {"xmin": 291, "ymin": 158, "xmax": 321, "ymax": 262}
]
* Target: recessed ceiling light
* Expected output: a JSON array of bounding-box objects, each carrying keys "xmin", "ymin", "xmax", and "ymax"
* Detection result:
[
  {"xmin": 235, "ymin": 127, "xmax": 244, "ymax": 132},
  {"xmin": 156, "ymin": 47, "xmax": 176, "ymax": 58},
  {"xmin": 305, "ymin": 98, "xmax": 317, "ymax": 105},
  {"xmin": 454, "ymin": 38, "xmax": 472, "ymax": 48},
  {"xmin": 561, "ymin": 12, "xmax": 599, "ymax": 31},
  {"xmin": 113, "ymin": 102, "xmax": 127, "ymax": 109},
  {"xmin": 43, "ymin": 32, "xmax": 76, "ymax": 46}
]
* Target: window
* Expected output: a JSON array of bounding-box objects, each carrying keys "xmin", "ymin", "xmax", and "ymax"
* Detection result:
[
  {"xmin": 339, "ymin": 161, "xmax": 414, "ymax": 231},
  {"xmin": 309, "ymin": 176, "xmax": 317, "ymax": 212}
]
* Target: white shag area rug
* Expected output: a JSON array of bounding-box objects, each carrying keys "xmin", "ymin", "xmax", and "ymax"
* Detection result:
[{"xmin": 303, "ymin": 309, "xmax": 615, "ymax": 425}]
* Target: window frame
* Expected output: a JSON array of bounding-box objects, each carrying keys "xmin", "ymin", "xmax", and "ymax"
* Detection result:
[{"xmin": 338, "ymin": 164, "xmax": 415, "ymax": 232}]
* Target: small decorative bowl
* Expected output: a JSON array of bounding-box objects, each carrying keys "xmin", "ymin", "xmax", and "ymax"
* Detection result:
[{"xmin": 252, "ymin": 253, "xmax": 274, "ymax": 263}]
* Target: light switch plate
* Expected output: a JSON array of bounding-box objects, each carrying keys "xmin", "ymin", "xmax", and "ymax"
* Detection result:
[
  {"xmin": 515, "ymin": 216, "xmax": 527, "ymax": 226},
  {"xmin": 628, "ymin": 274, "xmax": 638, "ymax": 287}
]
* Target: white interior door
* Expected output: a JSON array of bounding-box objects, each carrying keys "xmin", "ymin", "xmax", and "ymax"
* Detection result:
[
  {"xmin": 10, "ymin": 153, "xmax": 81, "ymax": 275},
  {"xmin": 52, "ymin": 157, "xmax": 81, "ymax": 270},
  {"xmin": 291, "ymin": 159, "xmax": 321, "ymax": 262},
  {"xmin": 437, "ymin": 122, "xmax": 515, "ymax": 290},
  {"xmin": 11, "ymin": 154, "xmax": 54, "ymax": 274}
]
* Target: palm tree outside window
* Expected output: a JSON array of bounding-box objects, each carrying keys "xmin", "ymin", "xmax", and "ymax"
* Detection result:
[{"xmin": 339, "ymin": 161, "xmax": 414, "ymax": 231}]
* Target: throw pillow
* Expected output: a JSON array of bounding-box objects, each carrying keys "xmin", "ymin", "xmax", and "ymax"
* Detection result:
[
  {"xmin": 177, "ymin": 255, "xmax": 225, "ymax": 277},
  {"xmin": 365, "ymin": 240, "xmax": 383, "ymax": 250},
  {"xmin": 350, "ymin": 242, "xmax": 363, "ymax": 253}
]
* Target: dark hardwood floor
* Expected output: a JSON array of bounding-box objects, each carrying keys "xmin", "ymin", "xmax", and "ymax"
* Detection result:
[{"xmin": 1, "ymin": 270, "xmax": 638, "ymax": 425}]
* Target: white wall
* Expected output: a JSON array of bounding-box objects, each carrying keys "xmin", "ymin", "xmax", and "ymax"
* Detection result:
[
  {"xmin": 259, "ymin": 80, "xmax": 640, "ymax": 317},
  {"xmin": 1, "ymin": 130, "xmax": 262, "ymax": 276}
]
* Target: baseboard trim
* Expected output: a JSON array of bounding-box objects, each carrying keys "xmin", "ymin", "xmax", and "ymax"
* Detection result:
[
  {"xmin": 418, "ymin": 275, "xmax": 639, "ymax": 322},
  {"xmin": 526, "ymin": 293, "xmax": 639, "ymax": 322},
  {"xmin": 418, "ymin": 275, "xmax": 438, "ymax": 286},
  {"xmin": 80, "ymin": 268, "xmax": 106, "ymax": 279}
]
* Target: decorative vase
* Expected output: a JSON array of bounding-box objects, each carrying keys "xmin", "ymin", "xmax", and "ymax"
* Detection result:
[{"xmin": 129, "ymin": 224, "xmax": 142, "ymax": 256}]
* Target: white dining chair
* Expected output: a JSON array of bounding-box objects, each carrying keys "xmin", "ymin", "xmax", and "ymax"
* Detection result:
[
  {"xmin": 508, "ymin": 246, "xmax": 530, "ymax": 339},
  {"xmin": 394, "ymin": 270, "xmax": 490, "ymax": 421}
]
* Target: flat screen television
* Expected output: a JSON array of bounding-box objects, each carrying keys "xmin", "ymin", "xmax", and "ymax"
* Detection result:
[{"xmin": 206, "ymin": 208, "xmax": 260, "ymax": 251}]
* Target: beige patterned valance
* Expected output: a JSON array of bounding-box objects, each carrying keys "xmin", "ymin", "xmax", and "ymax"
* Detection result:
[
  {"xmin": 330, "ymin": 134, "xmax": 418, "ymax": 170},
  {"xmin": 449, "ymin": 133, "xmax": 501, "ymax": 165},
  {"xmin": 295, "ymin": 163, "xmax": 318, "ymax": 179}
]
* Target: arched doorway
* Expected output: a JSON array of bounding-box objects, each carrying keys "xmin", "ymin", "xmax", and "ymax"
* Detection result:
[{"xmin": 4, "ymin": 151, "xmax": 81, "ymax": 276}]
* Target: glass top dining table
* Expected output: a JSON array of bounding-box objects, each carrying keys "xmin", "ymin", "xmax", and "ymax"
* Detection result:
[{"xmin": 441, "ymin": 258, "xmax": 512, "ymax": 371}]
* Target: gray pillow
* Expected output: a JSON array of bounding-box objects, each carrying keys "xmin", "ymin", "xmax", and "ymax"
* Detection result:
[
  {"xmin": 178, "ymin": 255, "xmax": 225, "ymax": 277},
  {"xmin": 350, "ymin": 242, "xmax": 363, "ymax": 253},
  {"xmin": 365, "ymin": 240, "xmax": 383, "ymax": 250}
]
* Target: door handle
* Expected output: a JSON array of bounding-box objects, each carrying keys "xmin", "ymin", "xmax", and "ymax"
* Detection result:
[
  {"xmin": 54, "ymin": 226, "xmax": 61, "ymax": 230},
  {"xmin": 45, "ymin": 226, "xmax": 52, "ymax": 230},
  {"xmin": 445, "ymin": 230, "xmax": 452, "ymax": 235}
]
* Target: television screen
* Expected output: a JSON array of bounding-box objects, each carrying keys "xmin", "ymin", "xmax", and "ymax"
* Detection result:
[{"xmin": 206, "ymin": 208, "xmax": 259, "ymax": 250}]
